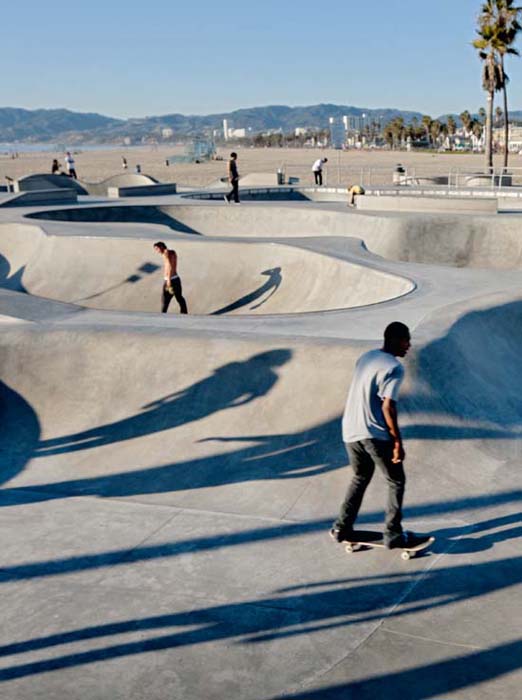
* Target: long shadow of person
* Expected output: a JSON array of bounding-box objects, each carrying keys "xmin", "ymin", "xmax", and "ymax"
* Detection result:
[
  {"xmin": 0, "ymin": 381, "xmax": 41, "ymax": 487},
  {"xmin": 36, "ymin": 349, "xmax": 292, "ymax": 456},
  {"xmin": 211, "ymin": 267, "xmax": 282, "ymax": 315}
]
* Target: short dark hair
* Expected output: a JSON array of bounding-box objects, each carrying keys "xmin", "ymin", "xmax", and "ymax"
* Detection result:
[
  {"xmin": 230, "ymin": 152, "xmax": 237, "ymax": 158},
  {"xmin": 323, "ymin": 158, "xmax": 328, "ymax": 162},
  {"xmin": 153, "ymin": 241, "xmax": 166, "ymax": 250},
  {"xmin": 384, "ymin": 321, "xmax": 410, "ymax": 342}
]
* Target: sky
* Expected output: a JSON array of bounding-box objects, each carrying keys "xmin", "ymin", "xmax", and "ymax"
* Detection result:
[{"xmin": 3, "ymin": 0, "xmax": 522, "ymax": 119}]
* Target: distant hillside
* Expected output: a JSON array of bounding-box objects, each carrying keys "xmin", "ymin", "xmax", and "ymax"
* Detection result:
[
  {"xmin": 0, "ymin": 108, "xmax": 123, "ymax": 142},
  {"xmin": 3, "ymin": 103, "xmax": 522, "ymax": 144}
]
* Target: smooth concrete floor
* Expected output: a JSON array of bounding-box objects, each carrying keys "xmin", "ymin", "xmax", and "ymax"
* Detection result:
[{"xmin": 0, "ymin": 190, "xmax": 521, "ymax": 699}]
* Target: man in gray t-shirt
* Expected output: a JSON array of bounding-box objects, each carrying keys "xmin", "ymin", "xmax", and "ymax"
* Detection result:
[{"xmin": 331, "ymin": 321, "xmax": 413, "ymax": 549}]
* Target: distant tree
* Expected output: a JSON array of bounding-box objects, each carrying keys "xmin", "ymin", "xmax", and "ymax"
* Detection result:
[
  {"xmin": 421, "ymin": 115, "xmax": 433, "ymax": 145},
  {"xmin": 473, "ymin": 1, "xmax": 521, "ymax": 170},
  {"xmin": 460, "ymin": 110, "xmax": 473, "ymax": 134},
  {"xmin": 478, "ymin": 106, "xmax": 487, "ymax": 123},
  {"xmin": 447, "ymin": 117, "xmax": 457, "ymax": 148},
  {"xmin": 430, "ymin": 120, "xmax": 442, "ymax": 147}
]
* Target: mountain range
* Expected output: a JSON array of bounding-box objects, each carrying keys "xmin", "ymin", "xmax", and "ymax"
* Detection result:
[{"xmin": 2, "ymin": 104, "xmax": 522, "ymax": 144}]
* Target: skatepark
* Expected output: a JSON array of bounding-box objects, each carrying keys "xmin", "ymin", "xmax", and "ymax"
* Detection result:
[{"xmin": 1, "ymin": 179, "xmax": 521, "ymax": 699}]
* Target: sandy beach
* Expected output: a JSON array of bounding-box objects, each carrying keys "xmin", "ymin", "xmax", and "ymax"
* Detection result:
[{"xmin": 2, "ymin": 144, "xmax": 522, "ymax": 189}]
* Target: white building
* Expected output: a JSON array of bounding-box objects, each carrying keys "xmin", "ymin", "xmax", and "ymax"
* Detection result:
[
  {"xmin": 223, "ymin": 119, "xmax": 229, "ymax": 141},
  {"xmin": 162, "ymin": 128, "xmax": 174, "ymax": 139}
]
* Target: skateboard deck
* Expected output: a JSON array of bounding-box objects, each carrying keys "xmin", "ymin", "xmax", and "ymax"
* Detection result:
[{"xmin": 341, "ymin": 530, "xmax": 435, "ymax": 560}]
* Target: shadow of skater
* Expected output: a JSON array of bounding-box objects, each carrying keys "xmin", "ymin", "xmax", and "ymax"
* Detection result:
[
  {"xmin": 36, "ymin": 349, "xmax": 292, "ymax": 456},
  {"xmin": 73, "ymin": 261, "xmax": 161, "ymax": 304},
  {"xmin": 0, "ymin": 381, "xmax": 41, "ymax": 486},
  {"xmin": 211, "ymin": 267, "xmax": 282, "ymax": 315}
]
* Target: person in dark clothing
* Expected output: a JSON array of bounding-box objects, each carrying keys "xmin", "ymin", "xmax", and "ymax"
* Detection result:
[
  {"xmin": 51, "ymin": 159, "xmax": 61, "ymax": 174},
  {"xmin": 153, "ymin": 241, "xmax": 188, "ymax": 314},
  {"xmin": 224, "ymin": 152, "xmax": 240, "ymax": 203}
]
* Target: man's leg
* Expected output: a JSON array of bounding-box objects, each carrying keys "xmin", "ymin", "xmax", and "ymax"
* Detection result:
[
  {"xmin": 314, "ymin": 171, "xmax": 319, "ymax": 185},
  {"xmin": 232, "ymin": 179, "xmax": 239, "ymax": 203},
  {"xmin": 318, "ymin": 170, "xmax": 323, "ymax": 186},
  {"xmin": 172, "ymin": 277, "xmax": 188, "ymax": 314},
  {"xmin": 333, "ymin": 441, "xmax": 375, "ymax": 534},
  {"xmin": 161, "ymin": 283, "xmax": 173, "ymax": 313},
  {"xmin": 365, "ymin": 439, "xmax": 405, "ymax": 541}
]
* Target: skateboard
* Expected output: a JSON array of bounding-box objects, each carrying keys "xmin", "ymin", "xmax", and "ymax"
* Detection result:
[{"xmin": 340, "ymin": 530, "xmax": 435, "ymax": 561}]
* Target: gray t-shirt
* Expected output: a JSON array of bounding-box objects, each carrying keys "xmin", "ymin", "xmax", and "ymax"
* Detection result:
[{"xmin": 342, "ymin": 348, "xmax": 404, "ymax": 443}]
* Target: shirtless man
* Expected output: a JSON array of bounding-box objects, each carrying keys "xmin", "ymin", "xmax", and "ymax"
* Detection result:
[{"xmin": 153, "ymin": 241, "xmax": 188, "ymax": 314}]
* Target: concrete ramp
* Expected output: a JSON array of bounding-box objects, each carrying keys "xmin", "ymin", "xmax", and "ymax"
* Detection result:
[
  {"xmin": 0, "ymin": 226, "xmax": 413, "ymax": 314},
  {"xmin": 80, "ymin": 172, "xmax": 159, "ymax": 196}
]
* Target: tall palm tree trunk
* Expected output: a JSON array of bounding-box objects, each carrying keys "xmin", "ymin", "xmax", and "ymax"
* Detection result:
[
  {"xmin": 485, "ymin": 89, "xmax": 494, "ymax": 173},
  {"xmin": 502, "ymin": 58, "xmax": 510, "ymax": 171}
]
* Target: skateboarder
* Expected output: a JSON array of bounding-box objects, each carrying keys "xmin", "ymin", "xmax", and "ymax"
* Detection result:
[
  {"xmin": 312, "ymin": 157, "xmax": 328, "ymax": 185},
  {"xmin": 224, "ymin": 152, "xmax": 240, "ymax": 203},
  {"xmin": 153, "ymin": 241, "xmax": 188, "ymax": 314},
  {"xmin": 331, "ymin": 321, "xmax": 419, "ymax": 549}
]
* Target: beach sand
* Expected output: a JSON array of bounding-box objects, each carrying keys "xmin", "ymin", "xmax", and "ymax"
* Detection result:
[{"xmin": 1, "ymin": 144, "xmax": 521, "ymax": 188}]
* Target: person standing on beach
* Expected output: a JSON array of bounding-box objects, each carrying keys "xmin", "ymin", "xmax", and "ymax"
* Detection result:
[
  {"xmin": 224, "ymin": 152, "xmax": 240, "ymax": 203},
  {"xmin": 51, "ymin": 159, "xmax": 61, "ymax": 175},
  {"xmin": 153, "ymin": 241, "xmax": 188, "ymax": 314},
  {"xmin": 331, "ymin": 321, "xmax": 422, "ymax": 549},
  {"xmin": 64, "ymin": 151, "xmax": 77, "ymax": 179},
  {"xmin": 312, "ymin": 157, "xmax": 328, "ymax": 185},
  {"xmin": 122, "ymin": 156, "xmax": 128, "ymax": 170}
]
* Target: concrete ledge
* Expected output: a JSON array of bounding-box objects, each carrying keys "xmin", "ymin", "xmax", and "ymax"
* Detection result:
[
  {"xmin": 356, "ymin": 194, "xmax": 498, "ymax": 214},
  {"xmin": 108, "ymin": 183, "xmax": 177, "ymax": 198},
  {"xmin": 0, "ymin": 188, "xmax": 78, "ymax": 207}
]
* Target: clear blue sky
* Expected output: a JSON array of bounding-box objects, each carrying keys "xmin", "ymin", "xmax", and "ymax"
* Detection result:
[{"xmin": 4, "ymin": 0, "xmax": 522, "ymax": 118}]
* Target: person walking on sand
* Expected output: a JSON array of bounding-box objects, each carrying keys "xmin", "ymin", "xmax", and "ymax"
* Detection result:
[
  {"xmin": 64, "ymin": 151, "xmax": 77, "ymax": 179},
  {"xmin": 51, "ymin": 159, "xmax": 61, "ymax": 175},
  {"xmin": 224, "ymin": 152, "xmax": 240, "ymax": 204},
  {"xmin": 330, "ymin": 321, "xmax": 423, "ymax": 549},
  {"xmin": 153, "ymin": 241, "xmax": 188, "ymax": 314},
  {"xmin": 312, "ymin": 157, "xmax": 328, "ymax": 186}
]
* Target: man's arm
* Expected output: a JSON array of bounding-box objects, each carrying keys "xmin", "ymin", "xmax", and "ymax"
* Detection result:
[
  {"xmin": 382, "ymin": 397, "xmax": 405, "ymax": 463},
  {"xmin": 164, "ymin": 253, "xmax": 173, "ymax": 291}
]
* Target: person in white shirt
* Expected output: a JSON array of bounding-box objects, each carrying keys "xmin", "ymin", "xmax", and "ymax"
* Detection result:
[
  {"xmin": 64, "ymin": 152, "xmax": 77, "ymax": 179},
  {"xmin": 331, "ymin": 321, "xmax": 421, "ymax": 549},
  {"xmin": 312, "ymin": 157, "xmax": 328, "ymax": 185}
]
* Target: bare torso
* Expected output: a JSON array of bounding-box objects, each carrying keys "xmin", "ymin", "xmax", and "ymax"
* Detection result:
[{"xmin": 163, "ymin": 249, "xmax": 178, "ymax": 279}]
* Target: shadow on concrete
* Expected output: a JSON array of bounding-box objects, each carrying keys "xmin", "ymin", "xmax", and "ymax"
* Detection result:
[
  {"xmin": 1, "ymin": 489, "xmax": 522, "ymax": 583},
  {"xmin": 0, "ymin": 253, "xmax": 26, "ymax": 292},
  {"xmin": 0, "ymin": 381, "xmax": 40, "ymax": 486},
  {"xmin": 72, "ymin": 261, "xmax": 161, "ymax": 303},
  {"xmin": 36, "ymin": 349, "xmax": 292, "ymax": 456},
  {"xmin": 263, "ymin": 639, "xmax": 522, "ymax": 699},
  {"xmin": 26, "ymin": 206, "xmax": 203, "ymax": 235},
  {"xmin": 212, "ymin": 267, "xmax": 282, "ymax": 314},
  {"xmin": 0, "ymin": 549, "xmax": 521, "ymax": 687}
]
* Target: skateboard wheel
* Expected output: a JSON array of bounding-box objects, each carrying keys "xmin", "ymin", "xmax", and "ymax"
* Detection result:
[
  {"xmin": 401, "ymin": 550, "xmax": 412, "ymax": 561},
  {"xmin": 345, "ymin": 544, "xmax": 355, "ymax": 553}
]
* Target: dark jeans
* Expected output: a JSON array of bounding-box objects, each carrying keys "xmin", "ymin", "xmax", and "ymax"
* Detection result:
[
  {"xmin": 162, "ymin": 277, "xmax": 188, "ymax": 314},
  {"xmin": 335, "ymin": 439, "xmax": 405, "ymax": 538},
  {"xmin": 314, "ymin": 170, "xmax": 323, "ymax": 186},
  {"xmin": 226, "ymin": 178, "xmax": 240, "ymax": 203},
  {"xmin": 68, "ymin": 169, "xmax": 77, "ymax": 179}
]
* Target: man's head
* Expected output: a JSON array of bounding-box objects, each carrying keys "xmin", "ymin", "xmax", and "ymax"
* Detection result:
[
  {"xmin": 153, "ymin": 241, "xmax": 167, "ymax": 254},
  {"xmin": 323, "ymin": 158, "xmax": 328, "ymax": 163},
  {"xmin": 383, "ymin": 321, "xmax": 411, "ymax": 357},
  {"xmin": 230, "ymin": 152, "xmax": 237, "ymax": 159}
]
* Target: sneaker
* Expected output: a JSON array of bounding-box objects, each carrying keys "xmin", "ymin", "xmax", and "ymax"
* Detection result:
[
  {"xmin": 384, "ymin": 531, "xmax": 420, "ymax": 549},
  {"xmin": 329, "ymin": 526, "xmax": 353, "ymax": 543}
]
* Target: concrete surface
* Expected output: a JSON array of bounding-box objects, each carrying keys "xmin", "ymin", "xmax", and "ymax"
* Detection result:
[
  {"xmin": 0, "ymin": 190, "xmax": 521, "ymax": 699},
  {"xmin": 0, "ymin": 189, "xmax": 78, "ymax": 208},
  {"xmin": 108, "ymin": 183, "xmax": 177, "ymax": 198},
  {"xmin": 356, "ymin": 194, "xmax": 498, "ymax": 213}
]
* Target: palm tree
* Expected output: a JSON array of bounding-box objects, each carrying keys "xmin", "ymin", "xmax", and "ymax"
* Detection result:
[
  {"xmin": 474, "ymin": 1, "xmax": 522, "ymax": 170},
  {"xmin": 478, "ymin": 106, "xmax": 487, "ymax": 123},
  {"xmin": 460, "ymin": 110, "xmax": 473, "ymax": 135},
  {"xmin": 421, "ymin": 115, "xmax": 433, "ymax": 146}
]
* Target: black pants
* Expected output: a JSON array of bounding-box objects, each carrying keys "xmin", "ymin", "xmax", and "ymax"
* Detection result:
[
  {"xmin": 314, "ymin": 170, "xmax": 323, "ymax": 186},
  {"xmin": 162, "ymin": 277, "xmax": 188, "ymax": 314},
  {"xmin": 68, "ymin": 169, "xmax": 77, "ymax": 180},
  {"xmin": 226, "ymin": 178, "xmax": 240, "ymax": 203},
  {"xmin": 335, "ymin": 439, "xmax": 405, "ymax": 538}
]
